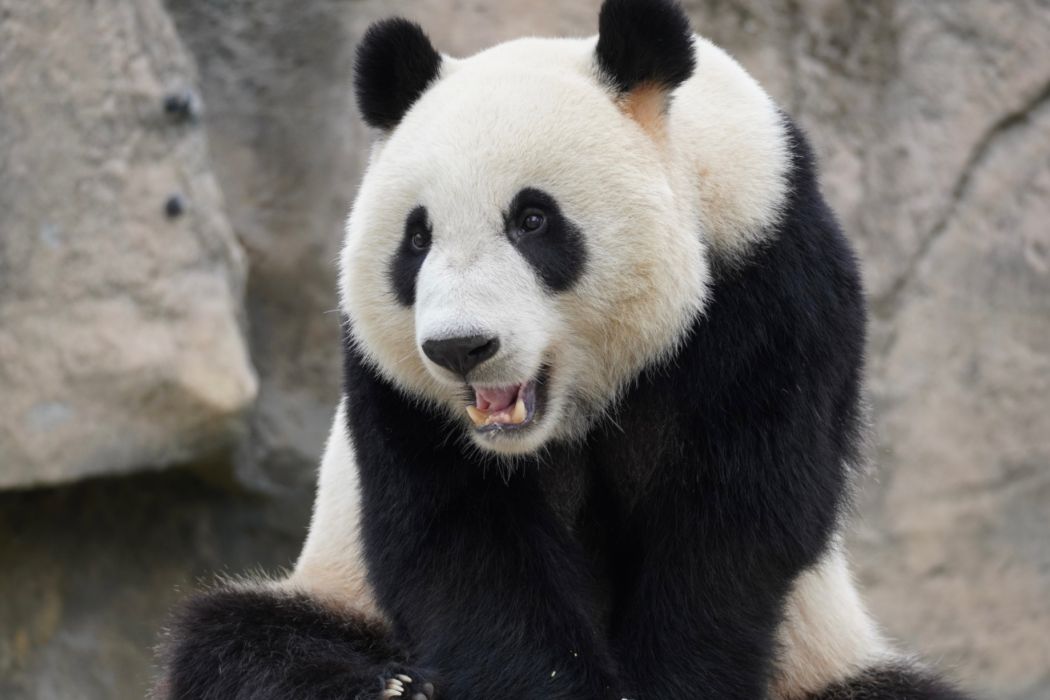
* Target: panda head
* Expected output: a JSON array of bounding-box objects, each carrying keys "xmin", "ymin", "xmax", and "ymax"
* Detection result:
[{"xmin": 342, "ymin": 0, "xmax": 714, "ymax": 456}]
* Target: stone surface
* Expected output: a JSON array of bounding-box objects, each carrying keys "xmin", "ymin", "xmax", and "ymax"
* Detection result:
[
  {"xmin": 0, "ymin": 0, "xmax": 257, "ymax": 489},
  {"xmin": 0, "ymin": 469, "xmax": 310, "ymax": 699},
  {"xmin": 0, "ymin": 1, "xmax": 1047, "ymax": 699},
  {"xmin": 164, "ymin": 0, "xmax": 363, "ymax": 490}
]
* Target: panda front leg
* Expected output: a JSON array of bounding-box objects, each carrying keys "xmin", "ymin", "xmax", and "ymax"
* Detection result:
[
  {"xmin": 596, "ymin": 411, "xmax": 845, "ymax": 699},
  {"xmin": 345, "ymin": 352, "xmax": 621, "ymax": 700},
  {"xmin": 361, "ymin": 473, "xmax": 620, "ymax": 700},
  {"xmin": 157, "ymin": 585, "xmax": 432, "ymax": 700},
  {"xmin": 156, "ymin": 402, "xmax": 436, "ymax": 700},
  {"xmin": 611, "ymin": 503, "xmax": 806, "ymax": 699}
]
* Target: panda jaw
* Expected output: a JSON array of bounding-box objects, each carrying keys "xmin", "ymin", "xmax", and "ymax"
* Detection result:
[
  {"xmin": 464, "ymin": 365, "xmax": 551, "ymax": 443},
  {"xmin": 466, "ymin": 381, "xmax": 535, "ymax": 430}
]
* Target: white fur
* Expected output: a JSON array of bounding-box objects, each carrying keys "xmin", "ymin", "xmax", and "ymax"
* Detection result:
[
  {"xmin": 284, "ymin": 401, "xmax": 380, "ymax": 617},
  {"xmin": 340, "ymin": 34, "xmax": 788, "ymax": 456},
  {"xmin": 772, "ymin": 547, "xmax": 896, "ymax": 699},
  {"xmin": 668, "ymin": 37, "xmax": 791, "ymax": 257}
]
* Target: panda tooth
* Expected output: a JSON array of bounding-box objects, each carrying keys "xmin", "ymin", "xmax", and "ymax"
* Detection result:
[
  {"xmin": 510, "ymin": 397, "xmax": 527, "ymax": 424},
  {"xmin": 466, "ymin": 405, "xmax": 487, "ymax": 426}
]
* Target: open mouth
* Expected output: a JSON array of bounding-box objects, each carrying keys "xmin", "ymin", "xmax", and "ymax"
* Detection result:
[
  {"xmin": 466, "ymin": 380, "xmax": 538, "ymax": 433},
  {"xmin": 465, "ymin": 364, "xmax": 551, "ymax": 434}
]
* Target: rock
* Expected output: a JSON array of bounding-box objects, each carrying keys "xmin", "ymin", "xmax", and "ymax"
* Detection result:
[
  {"xmin": 0, "ymin": 470, "xmax": 310, "ymax": 700},
  {"xmin": 163, "ymin": 0, "xmax": 362, "ymax": 488},
  {"xmin": 0, "ymin": 0, "xmax": 257, "ymax": 488}
]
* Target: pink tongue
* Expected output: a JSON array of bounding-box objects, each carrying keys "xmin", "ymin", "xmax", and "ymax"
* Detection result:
[{"xmin": 474, "ymin": 385, "xmax": 519, "ymax": 412}]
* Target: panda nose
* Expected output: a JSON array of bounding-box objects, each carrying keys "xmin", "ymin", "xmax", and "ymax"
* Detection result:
[{"xmin": 421, "ymin": 335, "xmax": 500, "ymax": 377}]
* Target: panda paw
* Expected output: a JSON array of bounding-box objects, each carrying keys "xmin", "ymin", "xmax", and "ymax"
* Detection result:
[{"xmin": 374, "ymin": 665, "xmax": 437, "ymax": 700}]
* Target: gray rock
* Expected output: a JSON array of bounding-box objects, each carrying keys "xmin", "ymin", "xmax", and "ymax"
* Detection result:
[
  {"xmin": 0, "ymin": 0, "xmax": 257, "ymax": 489},
  {"xmin": 0, "ymin": 470, "xmax": 310, "ymax": 700},
  {"xmin": 165, "ymin": 0, "xmax": 365, "ymax": 489}
]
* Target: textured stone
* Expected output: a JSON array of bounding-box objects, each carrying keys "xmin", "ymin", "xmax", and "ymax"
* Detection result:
[
  {"xmin": 0, "ymin": 0, "xmax": 257, "ymax": 488},
  {"xmin": 164, "ymin": 0, "xmax": 364, "ymax": 489},
  {"xmin": 0, "ymin": 470, "xmax": 310, "ymax": 699}
]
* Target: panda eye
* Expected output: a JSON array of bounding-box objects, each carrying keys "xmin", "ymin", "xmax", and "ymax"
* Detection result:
[
  {"xmin": 518, "ymin": 209, "xmax": 547, "ymax": 234},
  {"xmin": 410, "ymin": 228, "xmax": 430, "ymax": 252}
]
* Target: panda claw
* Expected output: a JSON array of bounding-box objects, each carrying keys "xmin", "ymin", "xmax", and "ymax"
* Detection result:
[{"xmin": 377, "ymin": 667, "xmax": 435, "ymax": 700}]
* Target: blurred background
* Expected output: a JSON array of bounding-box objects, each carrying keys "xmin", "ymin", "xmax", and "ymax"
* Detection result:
[{"xmin": 0, "ymin": 0, "xmax": 1048, "ymax": 698}]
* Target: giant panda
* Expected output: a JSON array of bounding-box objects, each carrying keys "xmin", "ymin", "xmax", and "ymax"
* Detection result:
[{"xmin": 157, "ymin": 1, "xmax": 974, "ymax": 699}]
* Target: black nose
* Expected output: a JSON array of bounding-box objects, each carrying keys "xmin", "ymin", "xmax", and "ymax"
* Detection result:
[{"xmin": 421, "ymin": 335, "xmax": 500, "ymax": 376}]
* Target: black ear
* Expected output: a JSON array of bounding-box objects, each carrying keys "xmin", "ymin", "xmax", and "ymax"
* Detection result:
[
  {"xmin": 354, "ymin": 18, "xmax": 442, "ymax": 130},
  {"xmin": 595, "ymin": 0, "xmax": 696, "ymax": 94}
]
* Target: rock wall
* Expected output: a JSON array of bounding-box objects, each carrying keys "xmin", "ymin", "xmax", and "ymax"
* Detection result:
[
  {"xmin": 0, "ymin": 0, "xmax": 256, "ymax": 489},
  {"xmin": 0, "ymin": 1, "xmax": 1047, "ymax": 698}
]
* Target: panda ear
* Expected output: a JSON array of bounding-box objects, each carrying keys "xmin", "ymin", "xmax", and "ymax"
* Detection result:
[
  {"xmin": 354, "ymin": 18, "xmax": 442, "ymax": 131},
  {"xmin": 595, "ymin": 0, "xmax": 696, "ymax": 98}
]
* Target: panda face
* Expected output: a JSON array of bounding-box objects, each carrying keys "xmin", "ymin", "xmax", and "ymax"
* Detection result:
[{"xmin": 342, "ymin": 38, "xmax": 709, "ymax": 455}]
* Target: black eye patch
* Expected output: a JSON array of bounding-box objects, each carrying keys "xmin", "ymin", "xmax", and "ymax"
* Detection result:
[
  {"xmin": 505, "ymin": 188, "xmax": 587, "ymax": 293},
  {"xmin": 389, "ymin": 205, "xmax": 431, "ymax": 306}
]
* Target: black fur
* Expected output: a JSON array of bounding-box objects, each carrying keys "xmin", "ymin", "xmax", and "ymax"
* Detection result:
[
  {"xmin": 355, "ymin": 18, "xmax": 442, "ymax": 131},
  {"xmin": 595, "ymin": 0, "xmax": 696, "ymax": 94},
  {"xmin": 809, "ymin": 664, "xmax": 972, "ymax": 700},
  {"xmin": 390, "ymin": 205, "xmax": 432, "ymax": 306},
  {"xmin": 158, "ymin": 587, "xmax": 434, "ymax": 699},
  {"xmin": 505, "ymin": 187, "xmax": 588, "ymax": 293}
]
